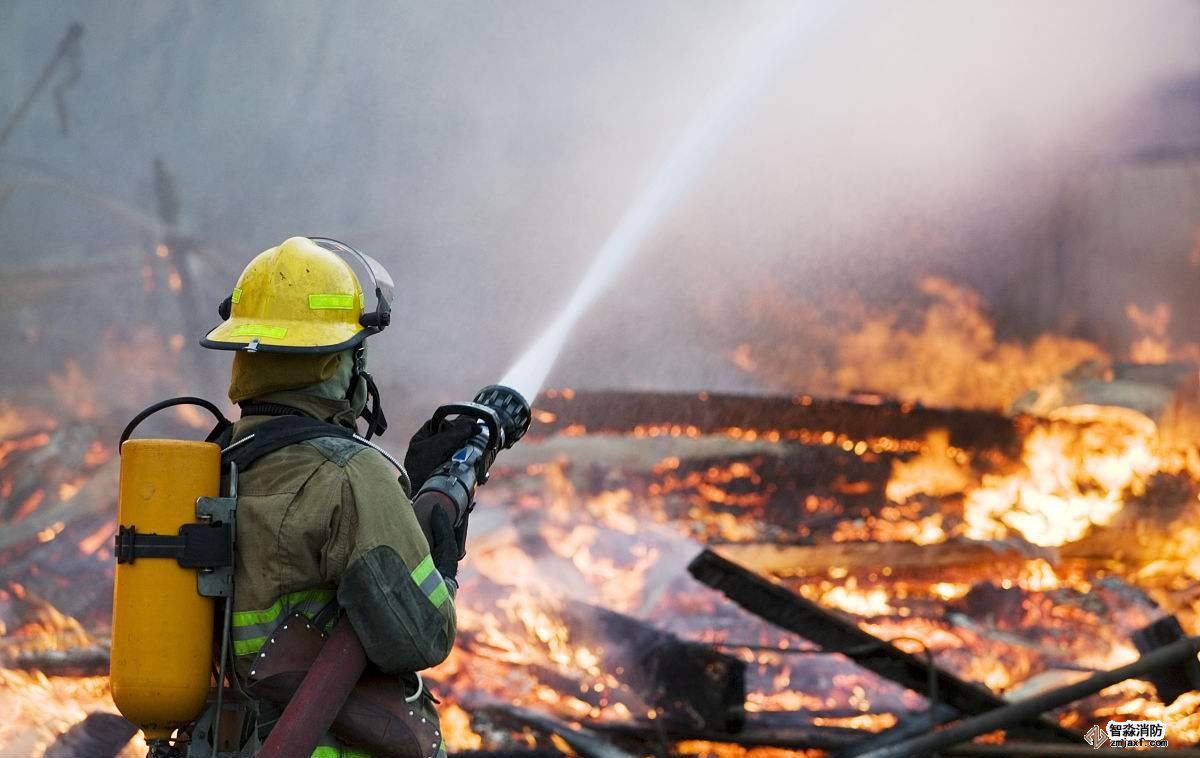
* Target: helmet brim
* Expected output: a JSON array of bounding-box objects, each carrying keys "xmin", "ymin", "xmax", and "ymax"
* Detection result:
[{"xmin": 200, "ymin": 317, "xmax": 367, "ymax": 354}]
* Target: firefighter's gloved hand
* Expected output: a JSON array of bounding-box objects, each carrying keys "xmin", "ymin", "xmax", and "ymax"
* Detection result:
[
  {"xmin": 404, "ymin": 417, "xmax": 477, "ymax": 491},
  {"xmin": 413, "ymin": 497, "xmax": 460, "ymax": 582}
]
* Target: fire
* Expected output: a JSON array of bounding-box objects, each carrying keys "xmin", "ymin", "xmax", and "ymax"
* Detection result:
[
  {"xmin": 4, "ymin": 597, "xmax": 99, "ymax": 662},
  {"xmin": 1092, "ymin": 683, "xmax": 1200, "ymax": 745},
  {"xmin": 962, "ymin": 405, "xmax": 1158, "ymax": 547},
  {"xmin": 6, "ymin": 270, "xmax": 1200, "ymax": 754},
  {"xmin": 885, "ymin": 405, "xmax": 1165, "ymax": 549},
  {"xmin": 0, "ymin": 403, "xmax": 53, "ymax": 439},
  {"xmin": 810, "ymin": 580, "xmax": 895, "ymax": 617},
  {"xmin": 1127, "ymin": 302, "xmax": 1172, "ymax": 364},
  {"xmin": 47, "ymin": 359, "xmax": 98, "ymax": 419},
  {"xmin": 84, "ymin": 439, "xmax": 113, "ymax": 467},
  {"xmin": 13, "ymin": 487, "xmax": 46, "ymax": 520},
  {"xmin": 724, "ymin": 277, "xmax": 1105, "ymax": 411},
  {"xmin": 812, "ymin": 713, "xmax": 898, "ymax": 731},
  {"xmin": 440, "ymin": 703, "xmax": 483, "ymax": 751},
  {"xmin": 78, "ymin": 519, "xmax": 116, "ymax": 556},
  {"xmin": 0, "ymin": 670, "xmax": 146, "ymax": 757},
  {"xmin": 0, "ymin": 595, "xmax": 132, "ymax": 756},
  {"xmin": 886, "ymin": 429, "xmax": 971, "ymax": 504},
  {"xmin": 36, "ymin": 520, "xmax": 65, "ymax": 543},
  {"xmin": 675, "ymin": 741, "xmax": 824, "ymax": 758},
  {"xmin": 174, "ymin": 402, "xmax": 212, "ymax": 429},
  {"xmin": 1123, "ymin": 300, "xmax": 1200, "ymax": 365},
  {"xmin": 0, "ymin": 431, "xmax": 52, "ymax": 467}
]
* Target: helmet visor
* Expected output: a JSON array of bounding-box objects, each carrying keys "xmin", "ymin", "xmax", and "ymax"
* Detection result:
[{"xmin": 309, "ymin": 237, "xmax": 394, "ymax": 313}]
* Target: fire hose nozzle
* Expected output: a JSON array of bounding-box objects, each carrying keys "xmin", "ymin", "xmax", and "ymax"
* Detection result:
[
  {"xmin": 472, "ymin": 384, "xmax": 532, "ymax": 449},
  {"xmin": 416, "ymin": 385, "xmax": 531, "ymax": 553}
]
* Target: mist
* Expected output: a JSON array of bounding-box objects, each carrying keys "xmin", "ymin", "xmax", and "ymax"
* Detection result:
[{"xmin": 1, "ymin": 0, "xmax": 1197, "ymax": 433}]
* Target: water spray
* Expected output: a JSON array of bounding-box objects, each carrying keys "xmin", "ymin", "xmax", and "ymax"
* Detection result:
[{"xmin": 500, "ymin": 3, "xmax": 843, "ymax": 401}]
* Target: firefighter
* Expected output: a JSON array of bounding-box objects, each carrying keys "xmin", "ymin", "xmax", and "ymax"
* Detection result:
[{"xmin": 199, "ymin": 236, "xmax": 474, "ymax": 756}]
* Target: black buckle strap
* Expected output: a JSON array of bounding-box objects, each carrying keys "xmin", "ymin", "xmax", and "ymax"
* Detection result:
[
  {"xmin": 238, "ymin": 402, "xmax": 305, "ymax": 418},
  {"xmin": 223, "ymin": 416, "xmax": 356, "ymax": 473},
  {"xmin": 114, "ymin": 522, "xmax": 233, "ymax": 568}
]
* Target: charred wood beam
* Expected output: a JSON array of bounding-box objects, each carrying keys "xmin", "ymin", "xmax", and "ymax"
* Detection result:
[
  {"xmin": 0, "ymin": 459, "xmax": 117, "ymax": 554},
  {"xmin": 4, "ymin": 643, "xmax": 110, "ymax": 676},
  {"xmin": 563, "ymin": 602, "xmax": 744, "ymax": 733},
  {"xmin": 686, "ymin": 549, "xmax": 1082, "ymax": 745},
  {"xmin": 530, "ymin": 391, "xmax": 1020, "ymax": 453},
  {"xmin": 851, "ymin": 635, "xmax": 1200, "ymax": 758},
  {"xmin": 711, "ymin": 540, "xmax": 1054, "ymax": 576},
  {"xmin": 833, "ymin": 703, "xmax": 959, "ymax": 758},
  {"xmin": 42, "ymin": 712, "xmax": 136, "ymax": 758},
  {"xmin": 1133, "ymin": 615, "xmax": 1200, "ymax": 704},
  {"xmin": 476, "ymin": 704, "xmax": 636, "ymax": 758},
  {"xmin": 458, "ymin": 584, "xmax": 746, "ymax": 735}
]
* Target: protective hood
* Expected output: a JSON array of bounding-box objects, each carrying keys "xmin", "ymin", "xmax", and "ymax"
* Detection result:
[
  {"xmin": 228, "ymin": 351, "xmax": 346, "ymax": 404},
  {"xmin": 228, "ymin": 345, "xmax": 383, "ymax": 436}
]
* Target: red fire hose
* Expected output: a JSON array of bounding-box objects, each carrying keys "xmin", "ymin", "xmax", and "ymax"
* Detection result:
[
  {"xmin": 257, "ymin": 617, "xmax": 367, "ymax": 758},
  {"xmin": 256, "ymin": 490, "xmax": 458, "ymax": 758}
]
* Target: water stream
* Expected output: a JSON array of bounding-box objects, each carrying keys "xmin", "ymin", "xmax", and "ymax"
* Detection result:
[{"xmin": 499, "ymin": 3, "xmax": 843, "ymax": 401}]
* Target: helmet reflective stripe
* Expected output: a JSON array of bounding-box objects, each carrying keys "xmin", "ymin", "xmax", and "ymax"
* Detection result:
[
  {"xmin": 308, "ymin": 293, "xmax": 357, "ymax": 310},
  {"xmin": 230, "ymin": 324, "xmax": 287, "ymax": 339},
  {"xmin": 230, "ymin": 588, "xmax": 334, "ymax": 657}
]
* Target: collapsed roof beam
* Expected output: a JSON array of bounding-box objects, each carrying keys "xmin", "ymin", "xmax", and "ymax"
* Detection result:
[{"xmin": 686, "ymin": 548, "xmax": 1082, "ymax": 745}]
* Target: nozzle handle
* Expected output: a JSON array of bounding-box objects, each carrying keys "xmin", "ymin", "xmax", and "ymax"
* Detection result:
[{"xmin": 430, "ymin": 402, "xmax": 503, "ymax": 453}]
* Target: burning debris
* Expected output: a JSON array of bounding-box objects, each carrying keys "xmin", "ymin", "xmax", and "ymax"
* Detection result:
[{"xmin": 4, "ymin": 367, "xmax": 1200, "ymax": 754}]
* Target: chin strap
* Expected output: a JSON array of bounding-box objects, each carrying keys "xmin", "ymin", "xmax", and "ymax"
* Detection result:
[
  {"xmin": 352, "ymin": 345, "xmax": 388, "ymax": 440},
  {"xmin": 360, "ymin": 371, "xmax": 388, "ymax": 439}
]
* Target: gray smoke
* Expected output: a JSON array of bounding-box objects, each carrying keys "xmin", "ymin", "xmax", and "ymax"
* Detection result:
[{"xmin": 0, "ymin": 0, "xmax": 1197, "ymax": 430}]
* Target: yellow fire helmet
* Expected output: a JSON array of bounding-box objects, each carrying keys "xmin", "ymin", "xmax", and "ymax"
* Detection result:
[{"xmin": 201, "ymin": 236, "xmax": 393, "ymax": 353}]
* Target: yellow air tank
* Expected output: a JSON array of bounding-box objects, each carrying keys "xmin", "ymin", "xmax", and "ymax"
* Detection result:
[{"xmin": 110, "ymin": 439, "xmax": 220, "ymax": 739}]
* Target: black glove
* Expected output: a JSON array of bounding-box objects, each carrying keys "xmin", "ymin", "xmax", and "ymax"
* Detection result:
[
  {"xmin": 413, "ymin": 496, "xmax": 460, "ymax": 582},
  {"xmin": 403, "ymin": 416, "xmax": 477, "ymax": 492}
]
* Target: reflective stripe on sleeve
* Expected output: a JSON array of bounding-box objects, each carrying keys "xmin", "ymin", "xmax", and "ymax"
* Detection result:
[{"xmin": 410, "ymin": 555, "xmax": 450, "ymax": 609}]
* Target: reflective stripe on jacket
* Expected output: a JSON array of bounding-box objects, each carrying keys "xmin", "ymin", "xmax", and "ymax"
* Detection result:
[{"xmin": 224, "ymin": 390, "xmax": 456, "ymax": 753}]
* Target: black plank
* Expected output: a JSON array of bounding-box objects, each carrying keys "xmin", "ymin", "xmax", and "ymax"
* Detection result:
[{"xmin": 687, "ymin": 549, "xmax": 1083, "ymax": 745}]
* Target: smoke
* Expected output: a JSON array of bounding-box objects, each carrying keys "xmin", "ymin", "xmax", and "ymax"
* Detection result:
[
  {"xmin": 501, "ymin": 3, "xmax": 847, "ymax": 400},
  {"xmin": 0, "ymin": 1, "xmax": 1197, "ymax": 428}
]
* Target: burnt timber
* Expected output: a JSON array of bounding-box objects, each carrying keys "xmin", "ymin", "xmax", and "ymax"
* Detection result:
[
  {"xmin": 530, "ymin": 390, "xmax": 1021, "ymax": 453},
  {"xmin": 687, "ymin": 549, "xmax": 1084, "ymax": 745}
]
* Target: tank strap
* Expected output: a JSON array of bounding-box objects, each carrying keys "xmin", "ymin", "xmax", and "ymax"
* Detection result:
[{"xmin": 223, "ymin": 417, "xmax": 358, "ymax": 472}]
